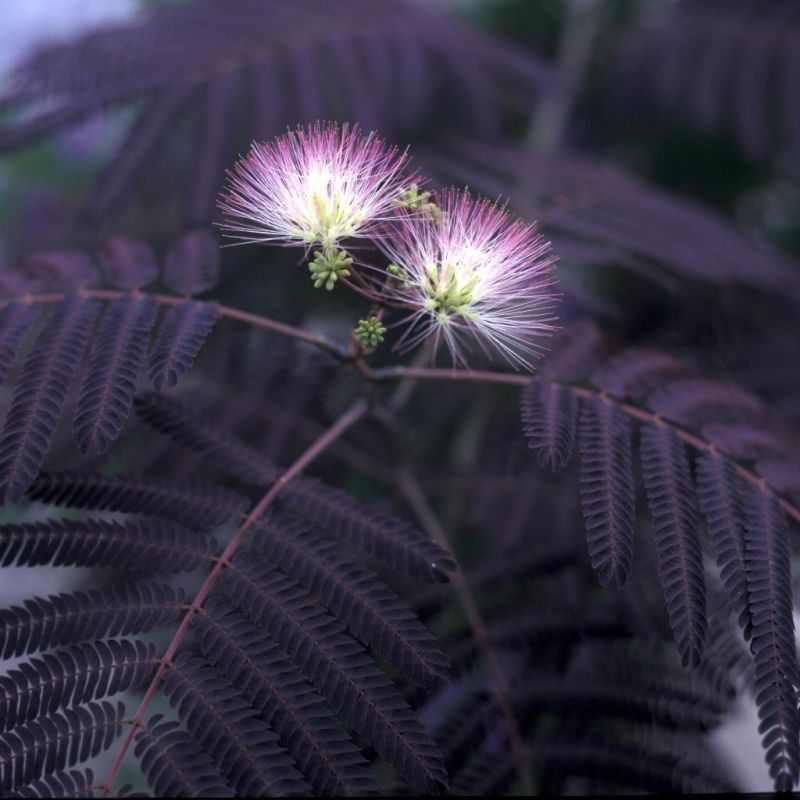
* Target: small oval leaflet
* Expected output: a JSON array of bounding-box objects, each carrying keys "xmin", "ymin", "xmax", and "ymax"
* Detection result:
[
  {"xmin": 97, "ymin": 236, "xmax": 159, "ymax": 290},
  {"xmin": 164, "ymin": 229, "xmax": 221, "ymax": 296}
]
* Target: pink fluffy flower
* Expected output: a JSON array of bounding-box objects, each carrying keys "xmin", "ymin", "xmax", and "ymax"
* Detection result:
[
  {"xmin": 376, "ymin": 189, "xmax": 558, "ymax": 368},
  {"xmin": 218, "ymin": 122, "xmax": 412, "ymax": 251}
]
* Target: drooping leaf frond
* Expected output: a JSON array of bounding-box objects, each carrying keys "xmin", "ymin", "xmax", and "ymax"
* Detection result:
[
  {"xmin": 514, "ymin": 338, "xmax": 800, "ymax": 792},
  {"xmin": 74, "ymin": 295, "xmax": 158, "ymax": 455},
  {"xmin": 647, "ymin": 379, "xmax": 765, "ymax": 427},
  {"xmin": 5, "ymin": 768, "xmax": 95, "ymax": 799},
  {"xmin": 134, "ymin": 390, "xmax": 456, "ymax": 582},
  {"xmin": 163, "ymin": 230, "xmax": 221, "ymax": 297},
  {"xmin": 0, "ymin": 583, "xmax": 184, "ymax": 659},
  {"xmin": 26, "ymin": 470, "xmax": 247, "ymax": 528},
  {"xmin": 591, "ymin": 349, "xmax": 687, "ymax": 400},
  {"xmin": 192, "ymin": 599, "xmax": 377, "ymax": 797},
  {"xmin": 134, "ymin": 714, "xmax": 234, "ymax": 798},
  {"xmin": 223, "ymin": 551, "xmax": 448, "ymax": 793},
  {"xmin": 617, "ymin": 0, "xmax": 800, "ymax": 175},
  {"xmin": 578, "ymin": 397, "xmax": 635, "ymax": 588},
  {"xmin": 640, "ymin": 423, "xmax": 707, "ymax": 667},
  {"xmin": 0, "ymin": 303, "xmax": 39, "ymax": 387},
  {"xmin": 521, "ymin": 381, "xmax": 579, "ymax": 472},
  {"xmin": 0, "ymin": 518, "xmax": 215, "ymax": 572},
  {"xmin": 742, "ymin": 487, "xmax": 800, "ymax": 791},
  {"xmin": 163, "ymin": 653, "xmax": 312, "ymax": 797},
  {"xmin": 134, "ymin": 391, "xmax": 279, "ymax": 485},
  {"xmin": 0, "ymin": 701, "xmax": 124, "ymax": 794},
  {"xmin": 0, "ymin": 253, "xmax": 227, "ymax": 470},
  {"xmin": 149, "ymin": 301, "xmax": 220, "ymax": 391},
  {"xmin": 0, "ymin": 297, "xmax": 100, "ymax": 502},
  {"xmin": 0, "ymin": 0, "xmax": 550, "ymax": 225},
  {"xmin": 252, "ymin": 514, "xmax": 449, "ymax": 689},
  {"xmin": 281, "ymin": 478, "xmax": 456, "ymax": 583},
  {"xmin": 696, "ymin": 453, "xmax": 752, "ymax": 636},
  {"xmin": 425, "ymin": 139, "xmax": 800, "ymax": 298},
  {"xmin": 0, "ymin": 640, "xmax": 156, "ymax": 731},
  {"xmin": 422, "ymin": 533, "xmax": 738, "ymax": 796},
  {"xmin": 97, "ymin": 237, "xmax": 159, "ymax": 291}
]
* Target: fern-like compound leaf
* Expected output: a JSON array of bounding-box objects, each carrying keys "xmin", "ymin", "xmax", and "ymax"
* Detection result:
[
  {"xmin": 695, "ymin": 453, "xmax": 752, "ymax": 637},
  {"xmin": 149, "ymin": 300, "xmax": 219, "ymax": 390},
  {"xmin": 521, "ymin": 380, "xmax": 579, "ymax": 472},
  {"xmin": 0, "ymin": 701, "xmax": 124, "ymax": 793},
  {"xmin": 756, "ymin": 459, "xmax": 800, "ymax": 500},
  {"xmin": 508, "ymin": 676, "xmax": 722, "ymax": 731},
  {"xmin": 647, "ymin": 379, "xmax": 764, "ymax": 427},
  {"xmin": 27, "ymin": 470, "xmax": 247, "ymax": 529},
  {"xmin": 743, "ymin": 486, "xmax": 800, "ymax": 792},
  {"xmin": 253, "ymin": 514, "xmax": 449, "ymax": 689},
  {"xmin": 74, "ymin": 295, "xmax": 158, "ymax": 455},
  {"xmin": 578, "ymin": 397, "xmax": 635, "ymax": 588},
  {"xmin": 134, "ymin": 715, "xmax": 233, "ymax": 798},
  {"xmin": 0, "ymin": 302, "xmax": 39, "ymax": 386},
  {"xmin": 186, "ymin": 68, "xmax": 238, "ymax": 226},
  {"xmin": 0, "ymin": 0, "xmax": 549, "ymax": 225},
  {"xmin": 640, "ymin": 423, "xmax": 707, "ymax": 667},
  {"xmin": 281, "ymin": 478, "xmax": 456, "ymax": 582},
  {"xmin": 135, "ymin": 714, "xmax": 234, "ymax": 798},
  {"xmin": 0, "ymin": 640, "xmax": 156, "ymax": 731},
  {"xmin": 702, "ymin": 423, "xmax": 795, "ymax": 462},
  {"xmin": 224, "ymin": 552, "xmax": 448, "ymax": 794},
  {"xmin": 134, "ymin": 392, "xmax": 279, "ymax": 484},
  {"xmin": 0, "ymin": 583, "xmax": 184, "ymax": 659},
  {"xmin": 84, "ymin": 86, "xmax": 197, "ymax": 222},
  {"xmin": 5, "ymin": 768, "xmax": 94, "ymax": 798},
  {"xmin": 591, "ymin": 348, "xmax": 687, "ymax": 400},
  {"xmin": 162, "ymin": 653, "xmax": 312, "ymax": 797},
  {"xmin": 193, "ymin": 599, "xmax": 376, "ymax": 796},
  {"xmin": 0, "ymin": 297, "xmax": 100, "ymax": 503},
  {"xmin": 16, "ymin": 252, "xmax": 98, "ymax": 291},
  {"xmin": 0, "ymin": 518, "xmax": 214, "ymax": 572},
  {"xmin": 539, "ymin": 320, "xmax": 602, "ymax": 382}
]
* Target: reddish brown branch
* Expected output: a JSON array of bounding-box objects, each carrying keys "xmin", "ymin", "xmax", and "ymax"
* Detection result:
[
  {"xmin": 99, "ymin": 400, "xmax": 367, "ymax": 796},
  {"xmin": 9, "ymin": 289, "xmax": 349, "ymax": 360},
  {"xmin": 370, "ymin": 365, "xmax": 800, "ymax": 527}
]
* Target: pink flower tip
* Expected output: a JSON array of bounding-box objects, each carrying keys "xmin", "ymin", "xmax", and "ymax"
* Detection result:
[
  {"xmin": 376, "ymin": 188, "xmax": 559, "ymax": 369},
  {"xmin": 218, "ymin": 121, "xmax": 414, "ymax": 251}
]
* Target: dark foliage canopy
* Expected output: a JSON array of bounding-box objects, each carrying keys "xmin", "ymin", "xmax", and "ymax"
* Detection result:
[{"xmin": 0, "ymin": 0, "xmax": 799, "ymax": 796}]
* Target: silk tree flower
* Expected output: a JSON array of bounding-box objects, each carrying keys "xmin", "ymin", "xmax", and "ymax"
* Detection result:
[
  {"xmin": 376, "ymin": 189, "xmax": 558, "ymax": 368},
  {"xmin": 218, "ymin": 121, "xmax": 413, "ymax": 254}
]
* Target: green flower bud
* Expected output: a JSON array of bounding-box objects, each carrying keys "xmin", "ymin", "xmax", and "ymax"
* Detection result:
[
  {"xmin": 353, "ymin": 316, "xmax": 386, "ymax": 348},
  {"xmin": 395, "ymin": 183, "xmax": 441, "ymax": 222},
  {"xmin": 309, "ymin": 247, "xmax": 353, "ymax": 290}
]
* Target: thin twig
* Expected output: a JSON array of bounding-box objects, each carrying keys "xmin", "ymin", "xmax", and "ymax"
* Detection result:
[
  {"xmin": 395, "ymin": 466, "xmax": 535, "ymax": 795},
  {"xmin": 9, "ymin": 288, "xmax": 797, "ymax": 526},
  {"xmin": 99, "ymin": 399, "xmax": 367, "ymax": 796},
  {"xmin": 10, "ymin": 289, "xmax": 349, "ymax": 360}
]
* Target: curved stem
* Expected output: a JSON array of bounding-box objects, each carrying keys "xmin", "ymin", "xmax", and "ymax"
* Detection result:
[
  {"xmin": 395, "ymin": 466, "xmax": 535, "ymax": 795},
  {"xmin": 369, "ymin": 365, "xmax": 800, "ymax": 527},
  {"xmin": 99, "ymin": 399, "xmax": 367, "ymax": 797},
  {"xmin": 9, "ymin": 289, "xmax": 349, "ymax": 360},
  {"xmin": 8, "ymin": 288, "xmax": 797, "ymax": 526}
]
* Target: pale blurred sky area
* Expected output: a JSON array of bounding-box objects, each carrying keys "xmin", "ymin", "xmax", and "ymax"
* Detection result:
[
  {"xmin": 0, "ymin": 0, "xmax": 488, "ymax": 82},
  {"xmin": 0, "ymin": 0, "xmax": 141, "ymax": 80}
]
